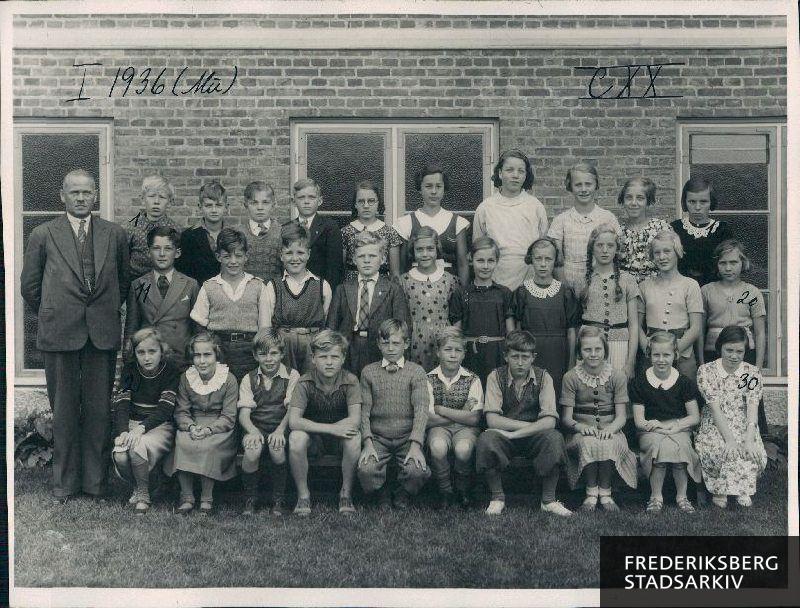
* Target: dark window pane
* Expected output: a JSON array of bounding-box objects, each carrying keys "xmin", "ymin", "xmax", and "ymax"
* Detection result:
[
  {"xmin": 403, "ymin": 133, "xmax": 484, "ymax": 214},
  {"xmin": 713, "ymin": 213, "xmax": 769, "ymax": 289},
  {"xmin": 21, "ymin": 133, "xmax": 100, "ymax": 212},
  {"xmin": 22, "ymin": 214, "xmax": 61, "ymax": 370},
  {"xmin": 690, "ymin": 164, "xmax": 768, "ymax": 211},
  {"xmin": 306, "ymin": 133, "xmax": 385, "ymax": 216}
]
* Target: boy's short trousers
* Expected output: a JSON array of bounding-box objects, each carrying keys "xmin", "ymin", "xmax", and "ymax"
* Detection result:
[
  {"xmin": 475, "ymin": 428, "xmax": 566, "ymax": 478},
  {"xmin": 426, "ymin": 424, "xmax": 479, "ymax": 452},
  {"xmin": 357, "ymin": 434, "xmax": 432, "ymax": 494},
  {"xmin": 305, "ymin": 432, "xmax": 345, "ymax": 458}
]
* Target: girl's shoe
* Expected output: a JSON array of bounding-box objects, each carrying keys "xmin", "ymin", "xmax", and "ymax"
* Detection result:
[
  {"xmin": 676, "ymin": 497, "xmax": 696, "ymax": 513},
  {"xmin": 338, "ymin": 495, "xmax": 356, "ymax": 514},
  {"xmin": 485, "ymin": 500, "xmax": 505, "ymax": 516},
  {"xmin": 736, "ymin": 495, "xmax": 753, "ymax": 507},
  {"xmin": 645, "ymin": 497, "xmax": 663, "ymax": 512},
  {"xmin": 598, "ymin": 487, "xmax": 619, "ymax": 512},
  {"xmin": 540, "ymin": 500, "xmax": 573, "ymax": 516},
  {"xmin": 293, "ymin": 497, "xmax": 312, "ymax": 517},
  {"xmin": 581, "ymin": 486, "xmax": 599, "ymax": 512},
  {"xmin": 198, "ymin": 501, "xmax": 214, "ymax": 515},
  {"xmin": 134, "ymin": 500, "xmax": 150, "ymax": 515},
  {"xmin": 712, "ymin": 495, "xmax": 728, "ymax": 509},
  {"xmin": 176, "ymin": 501, "xmax": 194, "ymax": 515}
]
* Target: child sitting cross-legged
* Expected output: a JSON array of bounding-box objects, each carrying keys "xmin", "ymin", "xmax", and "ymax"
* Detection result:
[
  {"xmin": 357, "ymin": 319, "xmax": 431, "ymax": 510},
  {"xmin": 237, "ymin": 329, "xmax": 300, "ymax": 516},
  {"xmin": 288, "ymin": 329, "xmax": 362, "ymax": 516},
  {"xmin": 474, "ymin": 330, "xmax": 572, "ymax": 516}
]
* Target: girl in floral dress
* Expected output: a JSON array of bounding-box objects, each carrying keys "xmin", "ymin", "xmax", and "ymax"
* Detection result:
[
  {"xmin": 617, "ymin": 177, "xmax": 671, "ymax": 283},
  {"xmin": 400, "ymin": 226, "xmax": 459, "ymax": 371},
  {"xmin": 340, "ymin": 180, "xmax": 401, "ymax": 282},
  {"xmin": 695, "ymin": 326, "xmax": 767, "ymax": 509}
]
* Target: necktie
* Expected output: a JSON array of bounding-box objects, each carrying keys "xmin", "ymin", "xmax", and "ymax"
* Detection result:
[
  {"xmin": 77, "ymin": 219, "xmax": 87, "ymax": 246},
  {"xmin": 301, "ymin": 218, "xmax": 310, "ymax": 231},
  {"xmin": 357, "ymin": 279, "xmax": 371, "ymax": 330},
  {"xmin": 386, "ymin": 362, "xmax": 399, "ymax": 373},
  {"xmin": 157, "ymin": 274, "xmax": 169, "ymax": 299},
  {"xmin": 258, "ymin": 222, "xmax": 267, "ymax": 236}
]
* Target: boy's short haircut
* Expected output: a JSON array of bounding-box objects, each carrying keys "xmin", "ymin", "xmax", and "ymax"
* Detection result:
[
  {"xmin": 252, "ymin": 328, "xmax": 286, "ymax": 356},
  {"xmin": 353, "ymin": 230, "xmax": 387, "ymax": 256},
  {"xmin": 470, "ymin": 236, "xmax": 501, "ymax": 260},
  {"xmin": 310, "ymin": 329, "xmax": 349, "ymax": 355},
  {"xmin": 378, "ymin": 318, "xmax": 409, "ymax": 342},
  {"xmin": 524, "ymin": 236, "xmax": 562, "ymax": 267},
  {"xmin": 141, "ymin": 174, "xmax": 175, "ymax": 201},
  {"xmin": 280, "ymin": 223, "xmax": 310, "ymax": 249},
  {"xmin": 293, "ymin": 177, "xmax": 321, "ymax": 197},
  {"xmin": 244, "ymin": 180, "xmax": 275, "ymax": 202},
  {"xmin": 199, "ymin": 180, "xmax": 227, "ymax": 204},
  {"xmin": 147, "ymin": 226, "xmax": 181, "ymax": 248},
  {"xmin": 186, "ymin": 331, "xmax": 224, "ymax": 362},
  {"xmin": 505, "ymin": 330, "xmax": 537, "ymax": 354},
  {"xmin": 216, "ymin": 227, "xmax": 248, "ymax": 254},
  {"xmin": 435, "ymin": 326, "xmax": 465, "ymax": 351}
]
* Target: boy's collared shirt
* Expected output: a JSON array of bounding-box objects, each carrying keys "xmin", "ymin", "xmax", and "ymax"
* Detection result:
[
  {"xmin": 428, "ymin": 365, "xmax": 484, "ymax": 411},
  {"xmin": 484, "ymin": 366, "xmax": 558, "ymax": 420},
  {"xmin": 264, "ymin": 271, "xmax": 332, "ymax": 323},
  {"xmin": 153, "ymin": 268, "xmax": 175, "ymax": 284},
  {"xmin": 381, "ymin": 357, "xmax": 405, "ymax": 369},
  {"xmin": 248, "ymin": 218, "xmax": 273, "ymax": 236},
  {"xmin": 289, "ymin": 368, "xmax": 362, "ymax": 416},
  {"xmin": 200, "ymin": 218, "xmax": 224, "ymax": 250},
  {"xmin": 238, "ymin": 363, "xmax": 300, "ymax": 409},
  {"xmin": 297, "ymin": 214, "xmax": 316, "ymax": 230},
  {"xmin": 66, "ymin": 211, "xmax": 91, "ymax": 237},
  {"xmin": 190, "ymin": 272, "xmax": 270, "ymax": 327}
]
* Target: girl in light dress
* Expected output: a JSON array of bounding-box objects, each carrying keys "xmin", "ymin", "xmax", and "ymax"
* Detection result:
[
  {"xmin": 694, "ymin": 326, "xmax": 767, "ymax": 509},
  {"xmin": 472, "ymin": 150, "xmax": 549, "ymax": 291},
  {"xmin": 561, "ymin": 326, "xmax": 637, "ymax": 512},
  {"xmin": 340, "ymin": 180, "xmax": 401, "ymax": 282},
  {"xmin": 630, "ymin": 331, "xmax": 701, "ymax": 513},
  {"xmin": 548, "ymin": 163, "xmax": 621, "ymax": 295},
  {"xmin": 400, "ymin": 227, "xmax": 459, "ymax": 371}
]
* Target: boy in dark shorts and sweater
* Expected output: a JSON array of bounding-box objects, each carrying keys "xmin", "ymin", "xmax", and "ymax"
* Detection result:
[
  {"xmin": 238, "ymin": 329, "xmax": 300, "ymax": 515},
  {"xmin": 288, "ymin": 330, "xmax": 362, "ymax": 515},
  {"xmin": 475, "ymin": 330, "xmax": 572, "ymax": 517},
  {"xmin": 357, "ymin": 319, "xmax": 431, "ymax": 509}
]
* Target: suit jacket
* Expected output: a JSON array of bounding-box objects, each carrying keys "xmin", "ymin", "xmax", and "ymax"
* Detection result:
[
  {"xmin": 21, "ymin": 214, "xmax": 129, "ymax": 352},
  {"xmin": 174, "ymin": 224, "xmax": 220, "ymax": 285},
  {"xmin": 288, "ymin": 215, "xmax": 344, "ymax": 289},
  {"xmin": 326, "ymin": 275, "xmax": 410, "ymax": 364},
  {"xmin": 125, "ymin": 270, "xmax": 200, "ymax": 357}
]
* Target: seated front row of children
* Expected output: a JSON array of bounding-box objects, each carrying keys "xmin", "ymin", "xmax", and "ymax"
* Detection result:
[{"xmin": 111, "ymin": 320, "xmax": 767, "ymax": 518}]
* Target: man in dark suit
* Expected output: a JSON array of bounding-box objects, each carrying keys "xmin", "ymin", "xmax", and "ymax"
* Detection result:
[
  {"xmin": 288, "ymin": 178, "xmax": 344, "ymax": 290},
  {"xmin": 21, "ymin": 169, "xmax": 129, "ymax": 501},
  {"xmin": 125, "ymin": 226, "xmax": 199, "ymax": 370}
]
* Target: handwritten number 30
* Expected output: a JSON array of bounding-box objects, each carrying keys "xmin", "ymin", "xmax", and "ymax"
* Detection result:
[{"xmin": 737, "ymin": 373, "xmax": 760, "ymax": 391}]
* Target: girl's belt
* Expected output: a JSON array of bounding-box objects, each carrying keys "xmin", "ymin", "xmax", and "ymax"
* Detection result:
[
  {"xmin": 647, "ymin": 326, "xmax": 687, "ymax": 338},
  {"xmin": 215, "ymin": 331, "xmax": 257, "ymax": 342},
  {"xmin": 582, "ymin": 320, "xmax": 627, "ymax": 330},
  {"xmin": 464, "ymin": 335, "xmax": 504, "ymax": 353}
]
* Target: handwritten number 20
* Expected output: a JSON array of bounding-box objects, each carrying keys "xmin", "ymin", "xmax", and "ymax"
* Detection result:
[
  {"xmin": 737, "ymin": 373, "xmax": 759, "ymax": 391},
  {"xmin": 736, "ymin": 290, "xmax": 759, "ymax": 307}
]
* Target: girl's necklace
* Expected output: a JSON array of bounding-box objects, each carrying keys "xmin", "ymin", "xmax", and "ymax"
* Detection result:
[{"xmin": 719, "ymin": 281, "xmax": 743, "ymax": 303}]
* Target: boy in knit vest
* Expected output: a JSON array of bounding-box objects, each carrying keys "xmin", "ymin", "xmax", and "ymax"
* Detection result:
[
  {"xmin": 242, "ymin": 181, "xmax": 283, "ymax": 283},
  {"xmin": 265, "ymin": 224, "xmax": 332, "ymax": 374},
  {"xmin": 358, "ymin": 319, "xmax": 431, "ymax": 510},
  {"xmin": 425, "ymin": 327, "xmax": 483, "ymax": 509},
  {"xmin": 190, "ymin": 227, "xmax": 270, "ymax": 382},
  {"xmin": 475, "ymin": 330, "xmax": 572, "ymax": 517},
  {"xmin": 288, "ymin": 330, "xmax": 362, "ymax": 516},
  {"xmin": 238, "ymin": 329, "xmax": 300, "ymax": 516}
]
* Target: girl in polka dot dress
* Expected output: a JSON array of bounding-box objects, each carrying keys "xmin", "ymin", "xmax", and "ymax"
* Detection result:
[{"xmin": 400, "ymin": 226, "xmax": 459, "ymax": 371}]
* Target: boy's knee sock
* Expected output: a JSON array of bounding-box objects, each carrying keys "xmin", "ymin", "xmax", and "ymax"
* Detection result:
[
  {"xmin": 129, "ymin": 451, "xmax": 150, "ymax": 494},
  {"xmin": 241, "ymin": 470, "xmax": 259, "ymax": 499},
  {"xmin": 431, "ymin": 458, "xmax": 453, "ymax": 493},
  {"xmin": 485, "ymin": 467, "xmax": 504, "ymax": 501},
  {"xmin": 200, "ymin": 477, "xmax": 215, "ymax": 503},
  {"xmin": 270, "ymin": 461, "xmax": 288, "ymax": 501},
  {"xmin": 540, "ymin": 469, "xmax": 559, "ymax": 504}
]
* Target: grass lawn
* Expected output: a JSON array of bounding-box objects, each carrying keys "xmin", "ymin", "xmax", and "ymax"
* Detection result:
[{"xmin": 13, "ymin": 465, "xmax": 787, "ymax": 589}]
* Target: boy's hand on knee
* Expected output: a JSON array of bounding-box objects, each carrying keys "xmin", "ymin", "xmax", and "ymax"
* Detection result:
[
  {"xmin": 404, "ymin": 443, "xmax": 427, "ymax": 470},
  {"xmin": 266, "ymin": 430, "xmax": 284, "ymax": 450},
  {"xmin": 359, "ymin": 443, "xmax": 378, "ymax": 467},
  {"xmin": 244, "ymin": 432, "xmax": 264, "ymax": 450},
  {"xmin": 331, "ymin": 420, "xmax": 360, "ymax": 440}
]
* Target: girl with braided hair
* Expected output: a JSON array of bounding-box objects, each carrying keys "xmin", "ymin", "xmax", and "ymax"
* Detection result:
[{"xmin": 580, "ymin": 224, "xmax": 640, "ymax": 380}]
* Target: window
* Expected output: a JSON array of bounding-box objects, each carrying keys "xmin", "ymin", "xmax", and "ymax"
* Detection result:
[
  {"xmin": 678, "ymin": 121, "xmax": 787, "ymax": 380},
  {"xmin": 291, "ymin": 120, "xmax": 497, "ymax": 230},
  {"xmin": 13, "ymin": 119, "xmax": 113, "ymax": 383}
]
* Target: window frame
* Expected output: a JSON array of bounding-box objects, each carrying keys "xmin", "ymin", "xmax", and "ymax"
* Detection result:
[
  {"xmin": 291, "ymin": 119, "xmax": 498, "ymax": 225},
  {"xmin": 13, "ymin": 119, "xmax": 114, "ymax": 385},
  {"xmin": 676, "ymin": 120, "xmax": 786, "ymax": 383}
]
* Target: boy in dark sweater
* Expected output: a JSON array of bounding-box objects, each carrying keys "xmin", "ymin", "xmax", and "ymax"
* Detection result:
[
  {"xmin": 358, "ymin": 319, "xmax": 431, "ymax": 510},
  {"xmin": 175, "ymin": 180, "xmax": 229, "ymax": 284},
  {"xmin": 242, "ymin": 181, "xmax": 283, "ymax": 283},
  {"xmin": 238, "ymin": 329, "xmax": 300, "ymax": 516},
  {"xmin": 288, "ymin": 330, "xmax": 362, "ymax": 516},
  {"xmin": 475, "ymin": 330, "xmax": 572, "ymax": 517}
]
